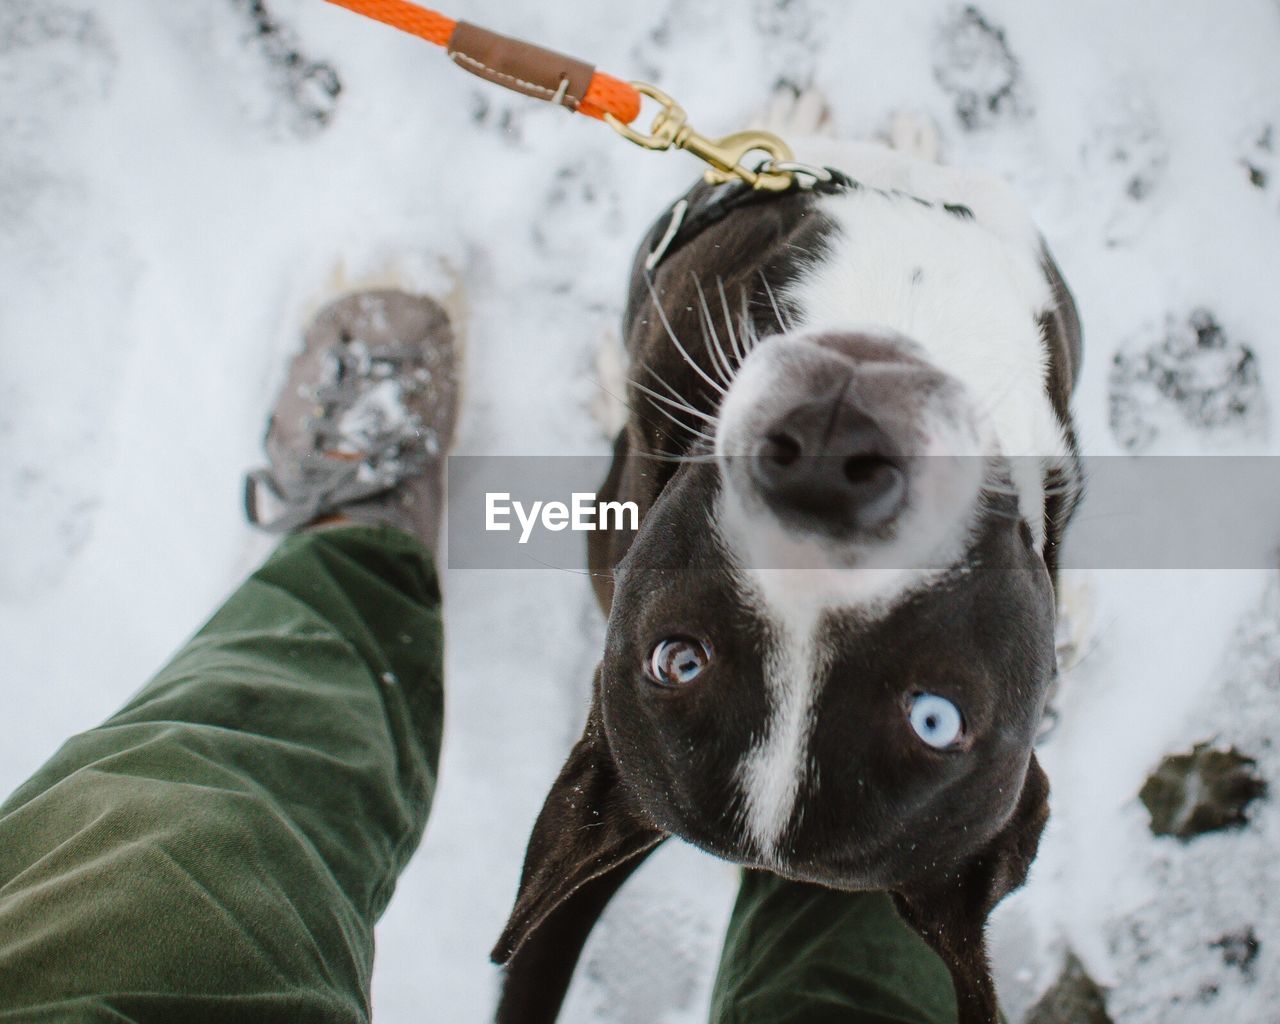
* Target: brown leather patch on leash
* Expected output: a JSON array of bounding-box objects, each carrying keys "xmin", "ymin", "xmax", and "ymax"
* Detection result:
[{"xmin": 447, "ymin": 21, "xmax": 594, "ymax": 111}]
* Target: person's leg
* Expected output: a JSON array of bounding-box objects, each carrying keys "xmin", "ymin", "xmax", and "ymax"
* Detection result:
[
  {"xmin": 708, "ymin": 871, "xmax": 958, "ymax": 1024},
  {"xmin": 0, "ymin": 525, "xmax": 441, "ymax": 1024},
  {"xmin": 0, "ymin": 291, "xmax": 458, "ymax": 1024}
]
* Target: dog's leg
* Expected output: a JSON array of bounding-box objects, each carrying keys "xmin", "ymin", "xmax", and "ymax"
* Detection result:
[{"xmin": 888, "ymin": 111, "xmax": 942, "ymax": 163}]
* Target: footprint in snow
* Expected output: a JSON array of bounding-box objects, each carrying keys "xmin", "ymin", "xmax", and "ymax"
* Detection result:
[
  {"xmin": 1080, "ymin": 92, "xmax": 1169, "ymax": 247},
  {"xmin": 226, "ymin": 0, "xmax": 341, "ymax": 138},
  {"xmin": 1108, "ymin": 308, "xmax": 1267, "ymax": 453},
  {"xmin": 932, "ymin": 5, "xmax": 1030, "ymax": 132},
  {"xmin": 1239, "ymin": 121, "xmax": 1278, "ymax": 208}
]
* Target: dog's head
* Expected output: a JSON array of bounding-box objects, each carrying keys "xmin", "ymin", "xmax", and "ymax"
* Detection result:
[{"xmin": 495, "ymin": 181, "xmax": 1077, "ymax": 1024}]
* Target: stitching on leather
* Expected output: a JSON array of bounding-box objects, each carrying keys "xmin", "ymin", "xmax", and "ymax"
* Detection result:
[{"xmin": 448, "ymin": 50, "xmax": 582, "ymax": 106}]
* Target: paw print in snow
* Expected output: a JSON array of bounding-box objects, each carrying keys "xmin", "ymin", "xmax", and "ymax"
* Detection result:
[
  {"xmin": 229, "ymin": 0, "xmax": 341, "ymax": 136},
  {"xmin": 1240, "ymin": 122, "xmax": 1278, "ymax": 206},
  {"xmin": 932, "ymin": 5, "xmax": 1029, "ymax": 131},
  {"xmin": 1081, "ymin": 94, "xmax": 1168, "ymax": 246},
  {"xmin": 0, "ymin": 3, "xmax": 117, "ymax": 128},
  {"xmin": 1108, "ymin": 309, "xmax": 1267, "ymax": 452},
  {"xmin": 754, "ymin": 0, "xmax": 814, "ymax": 44}
]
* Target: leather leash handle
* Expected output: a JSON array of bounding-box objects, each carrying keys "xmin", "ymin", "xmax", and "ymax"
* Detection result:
[{"xmin": 322, "ymin": 0, "xmax": 642, "ymax": 123}]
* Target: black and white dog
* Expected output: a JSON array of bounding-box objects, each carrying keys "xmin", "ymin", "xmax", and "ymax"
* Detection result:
[{"xmin": 493, "ymin": 122, "xmax": 1082, "ymax": 1024}]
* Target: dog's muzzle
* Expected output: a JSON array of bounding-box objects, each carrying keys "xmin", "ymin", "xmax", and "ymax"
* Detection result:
[
  {"xmin": 716, "ymin": 328, "xmax": 987, "ymax": 564},
  {"xmin": 748, "ymin": 384, "xmax": 907, "ymax": 533}
]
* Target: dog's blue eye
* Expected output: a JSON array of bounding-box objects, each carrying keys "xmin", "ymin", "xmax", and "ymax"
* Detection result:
[
  {"xmin": 648, "ymin": 637, "xmax": 712, "ymax": 687},
  {"xmin": 908, "ymin": 694, "xmax": 963, "ymax": 749}
]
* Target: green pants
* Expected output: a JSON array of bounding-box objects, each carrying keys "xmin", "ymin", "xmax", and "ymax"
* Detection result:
[{"xmin": 0, "ymin": 525, "xmax": 955, "ymax": 1023}]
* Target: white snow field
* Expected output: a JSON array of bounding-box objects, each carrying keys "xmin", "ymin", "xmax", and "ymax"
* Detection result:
[{"xmin": 2, "ymin": 1, "xmax": 1279, "ymax": 1021}]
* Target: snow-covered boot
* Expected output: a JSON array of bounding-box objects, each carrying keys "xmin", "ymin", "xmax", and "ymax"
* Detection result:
[{"xmin": 245, "ymin": 290, "xmax": 459, "ymax": 549}]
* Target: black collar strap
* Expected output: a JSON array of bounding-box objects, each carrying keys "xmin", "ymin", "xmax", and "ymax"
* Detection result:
[{"xmin": 643, "ymin": 166, "xmax": 858, "ymax": 274}]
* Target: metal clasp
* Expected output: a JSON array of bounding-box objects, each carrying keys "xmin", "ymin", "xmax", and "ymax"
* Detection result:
[{"xmin": 604, "ymin": 82, "xmax": 796, "ymax": 192}]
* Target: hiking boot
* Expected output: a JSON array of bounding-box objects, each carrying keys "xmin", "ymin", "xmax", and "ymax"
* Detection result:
[{"xmin": 245, "ymin": 289, "xmax": 459, "ymax": 550}]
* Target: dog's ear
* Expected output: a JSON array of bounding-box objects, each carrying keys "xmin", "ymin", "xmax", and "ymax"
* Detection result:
[
  {"xmin": 893, "ymin": 755, "xmax": 1050, "ymax": 1024},
  {"xmin": 491, "ymin": 681, "xmax": 666, "ymax": 1024}
]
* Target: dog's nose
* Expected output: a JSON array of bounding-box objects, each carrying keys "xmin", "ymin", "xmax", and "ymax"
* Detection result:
[{"xmin": 749, "ymin": 394, "xmax": 906, "ymax": 529}]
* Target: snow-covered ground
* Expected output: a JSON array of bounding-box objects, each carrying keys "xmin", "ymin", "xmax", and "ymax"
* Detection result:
[{"xmin": 2, "ymin": 1, "xmax": 1278, "ymax": 1021}]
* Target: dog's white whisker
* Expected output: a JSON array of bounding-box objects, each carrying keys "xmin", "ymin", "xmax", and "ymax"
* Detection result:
[
  {"xmin": 699, "ymin": 320, "xmax": 734, "ymax": 390},
  {"xmin": 642, "ymin": 364, "xmax": 692, "ymax": 403},
  {"xmin": 640, "ymin": 396, "xmax": 721, "ymax": 442},
  {"xmin": 645, "ymin": 276, "xmax": 728, "ymax": 397},
  {"xmin": 631, "ymin": 375, "xmax": 718, "ymax": 425},
  {"xmin": 737, "ymin": 289, "xmax": 757, "ymax": 358},
  {"xmin": 717, "ymin": 276, "xmax": 747, "ymax": 366},
  {"xmin": 715, "ymin": 288, "xmax": 742, "ymax": 382},
  {"xmin": 759, "ymin": 271, "xmax": 793, "ymax": 333},
  {"xmin": 518, "ymin": 551, "xmax": 616, "ymax": 580},
  {"xmin": 701, "ymin": 327, "xmax": 732, "ymax": 391},
  {"xmin": 694, "ymin": 281, "xmax": 737, "ymax": 387},
  {"xmin": 741, "ymin": 313, "xmax": 763, "ymax": 356},
  {"xmin": 692, "ymin": 275, "xmax": 736, "ymax": 388},
  {"xmin": 585, "ymin": 372, "xmax": 683, "ymax": 452},
  {"xmin": 691, "ymin": 273, "xmax": 732, "ymax": 386},
  {"xmin": 633, "ymin": 449, "xmax": 716, "ymax": 464},
  {"xmin": 644, "ymin": 366, "xmax": 729, "ymax": 433},
  {"xmin": 631, "ymin": 377, "xmax": 719, "ymax": 434},
  {"xmin": 642, "ymin": 396, "xmax": 717, "ymax": 443}
]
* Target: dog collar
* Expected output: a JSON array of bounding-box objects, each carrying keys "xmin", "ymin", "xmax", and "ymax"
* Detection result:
[{"xmin": 642, "ymin": 165, "xmax": 857, "ymax": 273}]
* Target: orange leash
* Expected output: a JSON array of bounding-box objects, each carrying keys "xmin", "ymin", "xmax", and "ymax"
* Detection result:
[
  {"xmin": 323, "ymin": 0, "xmax": 641, "ymax": 123},
  {"xmin": 323, "ymin": 0, "xmax": 802, "ymax": 191}
]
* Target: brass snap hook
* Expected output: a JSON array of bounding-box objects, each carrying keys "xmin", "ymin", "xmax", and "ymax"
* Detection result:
[{"xmin": 605, "ymin": 82, "xmax": 797, "ymax": 192}]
